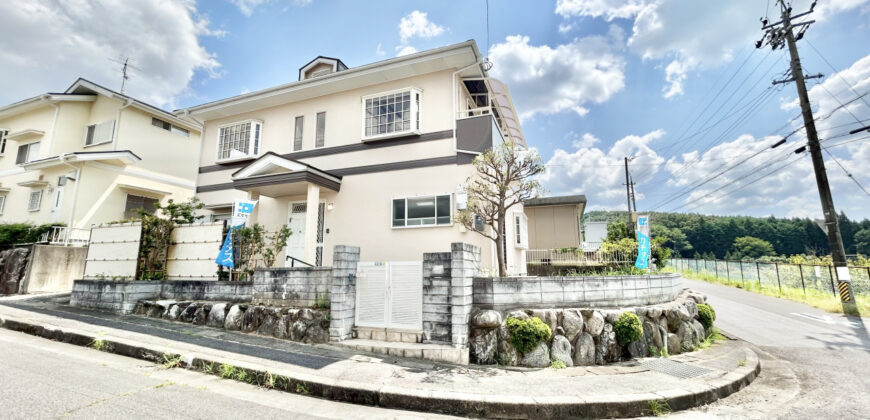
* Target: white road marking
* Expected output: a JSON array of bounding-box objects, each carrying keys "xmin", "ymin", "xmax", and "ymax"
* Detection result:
[{"xmin": 790, "ymin": 312, "xmax": 859, "ymax": 327}]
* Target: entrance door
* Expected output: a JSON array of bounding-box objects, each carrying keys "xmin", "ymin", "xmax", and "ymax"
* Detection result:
[
  {"xmin": 285, "ymin": 202, "xmax": 306, "ymax": 267},
  {"xmin": 50, "ymin": 183, "xmax": 64, "ymax": 223},
  {"xmin": 355, "ymin": 261, "xmax": 423, "ymax": 330}
]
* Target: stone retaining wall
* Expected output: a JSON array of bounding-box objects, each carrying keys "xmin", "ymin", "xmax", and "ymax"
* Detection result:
[
  {"xmin": 472, "ymin": 274, "xmax": 682, "ymax": 311},
  {"xmin": 252, "ymin": 267, "xmax": 332, "ymax": 307},
  {"xmin": 469, "ymin": 289, "xmax": 710, "ymax": 367},
  {"xmin": 71, "ymin": 280, "xmax": 252, "ymax": 314}
]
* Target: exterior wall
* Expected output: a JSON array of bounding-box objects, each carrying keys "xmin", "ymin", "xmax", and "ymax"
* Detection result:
[
  {"xmin": 116, "ymin": 106, "xmax": 201, "ymax": 180},
  {"xmin": 584, "ymin": 221, "xmax": 609, "ymax": 244},
  {"xmin": 525, "ymin": 204, "xmax": 582, "ymax": 249},
  {"xmin": 472, "ymin": 274, "xmax": 683, "ymax": 311},
  {"xmin": 0, "ymin": 106, "xmax": 56, "ymax": 171},
  {"xmin": 70, "ymin": 279, "xmax": 252, "ymax": 314},
  {"xmin": 20, "ymin": 245, "xmax": 87, "ymax": 293},
  {"xmin": 252, "ymin": 267, "xmax": 332, "ymax": 307}
]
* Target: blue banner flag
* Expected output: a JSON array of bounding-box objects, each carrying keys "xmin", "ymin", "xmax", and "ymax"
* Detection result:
[
  {"xmin": 635, "ymin": 215, "xmax": 650, "ymax": 270},
  {"xmin": 216, "ymin": 227, "xmax": 234, "ymax": 268}
]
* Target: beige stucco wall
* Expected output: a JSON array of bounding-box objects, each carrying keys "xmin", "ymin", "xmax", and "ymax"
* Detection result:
[
  {"xmin": 525, "ymin": 204, "xmax": 582, "ymax": 249},
  {"xmin": 0, "ymin": 91, "xmax": 200, "ymax": 227}
]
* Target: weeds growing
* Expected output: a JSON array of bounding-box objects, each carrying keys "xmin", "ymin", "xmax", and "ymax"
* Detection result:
[{"xmin": 648, "ymin": 399, "xmax": 672, "ymax": 417}]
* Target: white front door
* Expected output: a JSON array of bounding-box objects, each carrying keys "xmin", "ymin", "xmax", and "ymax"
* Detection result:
[
  {"xmin": 50, "ymin": 185, "xmax": 64, "ymax": 222},
  {"xmin": 285, "ymin": 202, "xmax": 307, "ymax": 267}
]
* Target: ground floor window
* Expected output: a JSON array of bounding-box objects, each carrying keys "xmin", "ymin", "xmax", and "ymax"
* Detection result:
[
  {"xmin": 124, "ymin": 194, "xmax": 158, "ymax": 219},
  {"xmin": 0, "ymin": 194, "xmax": 5, "ymax": 214},
  {"xmin": 27, "ymin": 190, "xmax": 42, "ymax": 212},
  {"xmin": 392, "ymin": 194, "xmax": 451, "ymax": 227}
]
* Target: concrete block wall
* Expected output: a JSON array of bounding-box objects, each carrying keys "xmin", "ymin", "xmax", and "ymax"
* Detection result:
[
  {"xmin": 329, "ymin": 245, "xmax": 360, "ymax": 342},
  {"xmin": 252, "ymin": 267, "xmax": 332, "ymax": 307},
  {"xmin": 472, "ymin": 273, "xmax": 683, "ymax": 311},
  {"xmin": 422, "ymin": 252, "xmax": 452, "ymax": 344},
  {"xmin": 451, "ymin": 242, "xmax": 479, "ymax": 348},
  {"xmin": 159, "ymin": 281, "xmax": 253, "ymax": 302},
  {"xmin": 70, "ymin": 280, "xmax": 162, "ymax": 313}
]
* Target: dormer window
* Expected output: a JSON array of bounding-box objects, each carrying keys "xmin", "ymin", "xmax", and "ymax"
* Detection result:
[
  {"xmin": 216, "ymin": 120, "xmax": 262, "ymax": 163},
  {"xmin": 298, "ymin": 56, "xmax": 348, "ymax": 81},
  {"xmin": 362, "ymin": 88, "xmax": 422, "ymax": 140}
]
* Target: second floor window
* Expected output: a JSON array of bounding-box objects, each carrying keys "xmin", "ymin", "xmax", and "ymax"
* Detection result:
[
  {"xmin": 217, "ymin": 120, "xmax": 262, "ymax": 162},
  {"xmin": 16, "ymin": 141, "xmax": 40, "ymax": 165},
  {"xmin": 152, "ymin": 117, "xmax": 190, "ymax": 137},
  {"xmin": 315, "ymin": 112, "xmax": 326, "ymax": 148},
  {"xmin": 293, "ymin": 116, "xmax": 303, "ymax": 151},
  {"xmin": 85, "ymin": 120, "xmax": 115, "ymax": 146},
  {"xmin": 0, "ymin": 130, "xmax": 7, "ymax": 156},
  {"xmin": 363, "ymin": 88, "xmax": 421, "ymax": 139}
]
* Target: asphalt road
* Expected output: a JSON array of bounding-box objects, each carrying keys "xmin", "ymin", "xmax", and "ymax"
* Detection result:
[
  {"xmin": 671, "ymin": 278, "xmax": 870, "ymax": 419},
  {"xmin": 0, "ymin": 328, "xmax": 454, "ymax": 420}
]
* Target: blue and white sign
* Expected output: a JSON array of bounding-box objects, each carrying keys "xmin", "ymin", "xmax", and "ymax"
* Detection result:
[
  {"xmin": 230, "ymin": 199, "xmax": 258, "ymax": 228},
  {"xmin": 216, "ymin": 227, "xmax": 235, "ymax": 268},
  {"xmin": 635, "ymin": 214, "xmax": 650, "ymax": 270}
]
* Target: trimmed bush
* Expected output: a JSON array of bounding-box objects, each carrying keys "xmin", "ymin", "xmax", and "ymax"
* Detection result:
[
  {"xmin": 505, "ymin": 316, "xmax": 552, "ymax": 354},
  {"xmin": 0, "ymin": 223, "xmax": 59, "ymax": 246},
  {"xmin": 697, "ymin": 303, "xmax": 716, "ymax": 331},
  {"xmin": 613, "ymin": 312, "xmax": 643, "ymax": 346}
]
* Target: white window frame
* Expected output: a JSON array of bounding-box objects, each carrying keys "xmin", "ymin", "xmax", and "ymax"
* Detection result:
[
  {"xmin": 315, "ymin": 111, "xmax": 326, "ymax": 148},
  {"xmin": 0, "ymin": 129, "xmax": 7, "ymax": 156},
  {"xmin": 0, "ymin": 194, "xmax": 6, "ymax": 214},
  {"xmin": 215, "ymin": 119, "xmax": 263, "ymax": 163},
  {"xmin": 27, "ymin": 190, "xmax": 42, "ymax": 212},
  {"xmin": 84, "ymin": 120, "xmax": 115, "ymax": 147},
  {"xmin": 514, "ymin": 213, "xmax": 529, "ymax": 249},
  {"xmin": 391, "ymin": 193, "xmax": 452, "ymax": 229},
  {"xmin": 16, "ymin": 141, "xmax": 40, "ymax": 165},
  {"xmin": 152, "ymin": 117, "xmax": 190, "ymax": 137},
  {"xmin": 361, "ymin": 87, "xmax": 422, "ymax": 141},
  {"xmin": 293, "ymin": 115, "xmax": 304, "ymax": 152}
]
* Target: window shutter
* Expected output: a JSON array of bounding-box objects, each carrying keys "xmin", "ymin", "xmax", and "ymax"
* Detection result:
[
  {"xmin": 85, "ymin": 125, "xmax": 96, "ymax": 145},
  {"xmin": 94, "ymin": 121, "xmax": 115, "ymax": 144}
]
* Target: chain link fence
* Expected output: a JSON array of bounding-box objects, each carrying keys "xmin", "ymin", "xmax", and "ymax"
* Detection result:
[{"xmin": 668, "ymin": 258, "xmax": 870, "ymax": 297}]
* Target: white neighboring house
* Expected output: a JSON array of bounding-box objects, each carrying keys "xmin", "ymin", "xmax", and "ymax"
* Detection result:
[
  {"xmin": 583, "ymin": 221, "xmax": 609, "ymax": 250},
  {"xmin": 0, "ymin": 78, "xmax": 202, "ymax": 243}
]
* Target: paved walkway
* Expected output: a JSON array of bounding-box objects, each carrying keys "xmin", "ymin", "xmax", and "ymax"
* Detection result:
[{"xmin": 0, "ymin": 294, "xmax": 759, "ymax": 418}]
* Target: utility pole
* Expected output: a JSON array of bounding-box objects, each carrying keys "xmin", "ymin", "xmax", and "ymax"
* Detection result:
[
  {"xmin": 630, "ymin": 176, "xmax": 638, "ymax": 213},
  {"xmin": 757, "ymin": 0, "xmax": 855, "ymax": 307},
  {"xmin": 624, "ymin": 156, "xmax": 634, "ymax": 235}
]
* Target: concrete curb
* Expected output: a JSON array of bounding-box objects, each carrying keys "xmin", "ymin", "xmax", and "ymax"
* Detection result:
[{"xmin": 0, "ymin": 314, "xmax": 760, "ymax": 418}]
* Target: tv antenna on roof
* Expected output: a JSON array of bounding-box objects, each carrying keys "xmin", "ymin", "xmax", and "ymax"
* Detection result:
[{"xmin": 108, "ymin": 56, "xmax": 141, "ymax": 95}]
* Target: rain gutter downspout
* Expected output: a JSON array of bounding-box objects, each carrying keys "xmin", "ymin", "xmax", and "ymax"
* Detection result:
[
  {"xmin": 59, "ymin": 153, "xmax": 81, "ymax": 242},
  {"xmin": 112, "ymin": 98, "xmax": 135, "ymax": 151}
]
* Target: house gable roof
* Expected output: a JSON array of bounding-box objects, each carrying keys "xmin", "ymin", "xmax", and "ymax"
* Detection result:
[
  {"xmin": 298, "ymin": 56, "xmax": 348, "ymax": 81},
  {"xmin": 231, "ymin": 151, "xmax": 341, "ymax": 183}
]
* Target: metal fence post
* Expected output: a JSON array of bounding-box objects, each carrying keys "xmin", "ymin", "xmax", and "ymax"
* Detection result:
[
  {"xmin": 798, "ymin": 264, "xmax": 807, "ymax": 297},
  {"xmin": 740, "ymin": 261, "xmax": 745, "ymax": 287},
  {"xmin": 726, "ymin": 260, "xmax": 731, "ymax": 281},
  {"xmin": 774, "ymin": 262, "xmax": 782, "ymax": 293},
  {"xmin": 714, "ymin": 260, "xmax": 719, "ymax": 279},
  {"xmin": 756, "ymin": 262, "xmax": 762, "ymax": 288}
]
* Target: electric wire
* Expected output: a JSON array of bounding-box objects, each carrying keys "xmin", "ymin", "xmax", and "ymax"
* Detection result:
[{"xmin": 822, "ymin": 147, "xmax": 870, "ymax": 199}]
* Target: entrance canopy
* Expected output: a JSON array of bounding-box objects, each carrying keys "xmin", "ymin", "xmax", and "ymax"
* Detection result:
[{"xmin": 230, "ymin": 152, "xmax": 341, "ymax": 197}]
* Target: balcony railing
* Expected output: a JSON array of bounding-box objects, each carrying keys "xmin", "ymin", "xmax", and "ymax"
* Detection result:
[{"xmin": 40, "ymin": 226, "xmax": 90, "ymax": 246}]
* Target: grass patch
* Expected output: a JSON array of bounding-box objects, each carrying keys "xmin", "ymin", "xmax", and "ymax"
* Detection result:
[
  {"xmin": 737, "ymin": 359, "xmax": 747, "ymax": 367},
  {"xmin": 667, "ymin": 268, "xmax": 870, "ymax": 315},
  {"xmin": 162, "ymin": 353, "xmax": 182, "ymax": 369},
  {"xmin": 648, "ymin": 399, "xmax": 672, "ymax": 416},
  {"xmin": 699, "ymin": 328, "xmax": 727, "ymax": 350},
  {"xmin": 219, "ymin": 363, "xmax": 237, "ymax": 379},
  {"xmin": 153, "ymin": 381, "xmax": 174, "ymax": 389},
  {"xmin": 89, "ymin": 338, "xmax": 107, "ymax": 352},
  {"xmin": 550, "ymin": 360, "xmax": 567, "ymax": 369},
  {"xmin": 295, "ymin": 383, "xmax": 309, "ymax": 395}
]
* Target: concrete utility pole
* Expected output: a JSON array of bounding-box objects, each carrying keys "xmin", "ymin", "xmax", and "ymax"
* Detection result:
[
  {"xmin": 757, "ymin": 0, "xmax": 855, "ymax": 306},
  {"xmin": 630, "ymin": 176, "xmax": 638, "ymax": 213},
  {"xmin": 624, "ymin": 156, "xmax": 634, "ymax": 234}
]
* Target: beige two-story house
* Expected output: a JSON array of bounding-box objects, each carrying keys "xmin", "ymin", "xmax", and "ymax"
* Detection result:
[
  {"xmin": 176, "ymin": 41, "xmax": 528, "ymax": 275},
  {"xmin": 0, "ymin": 79, "xmax": 202, "ymax": 241}
]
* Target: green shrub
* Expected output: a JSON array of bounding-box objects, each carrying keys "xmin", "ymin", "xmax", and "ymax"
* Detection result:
[
  {"xmin": 505, "ymin": 317, "xmax": 552, "ymax": 354},
  {"xmin": 613, "ymin": 312, "xmax": 643, "ymax": 346},
  {"xmin": 0, "ymin": 223, "xmax": 60, "ymax": 246},
  {"xmin": 697, "ymin": 304, "xmax": 716, "ymax": 331}
]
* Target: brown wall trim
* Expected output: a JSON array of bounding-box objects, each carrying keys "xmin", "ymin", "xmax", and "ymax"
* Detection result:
[
  {"xmin": 198, "ymin": 129, "xmax": 454, "ymax": 174},
  {"xmin": 196, "ymin": 153, "xmax": 472, "ymax": 193}
]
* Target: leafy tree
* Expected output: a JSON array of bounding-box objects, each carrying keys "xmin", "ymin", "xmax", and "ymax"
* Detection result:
[
  {"xmin": 136, "ymin": 198, "xmax": 204, "ymax": 280},
  {"xmin": 606, "ymin": 220, "xmax": 632, "ymax": 242},
  {"xmin": 456, "ymin": 142, "xmax": 544, "ymax": 276},
  {"xmin": 0, "ymin": 223, "xmax": 61, "ymax": 246},
  {"xmin": 855, "ymin": 229, "xmax": 870, "ymax": 256},
  {"xmin": 730, "ymin": 236, "xmax": 776, "ymax": 260}
]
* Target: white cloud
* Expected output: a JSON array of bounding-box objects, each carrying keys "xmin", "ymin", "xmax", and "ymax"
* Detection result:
[
  {"xmin": 395, "ymin": 45, "xmax": 418, "ymax": 57},
  {"xmin": 0, "ymin": 0, "xmax": 221, "ymax": 108},
  {"xmin": 488, "ymin": 34, "xmax": 625, "ymax": 120},
  {"xmin": 558, "ymin": 23, "xmax": 575, "ymax": 33},
  {"xmin": 540, "ymin": 130, "xmax": 666, "ymax": 208},
  {"xmin": 376, "ymin": 43, "xmax": 386, "ymax": 56},
  {"xmin": 228, "ymin": 0, "xmax": 269, "ymax": 16},
  {"xmin": 555, "ymin": 0, "xmax": 648, "ymax": 21},
  {"xmin": 398, "ymin": 11, "xmax": 445, "ymax": 43}
]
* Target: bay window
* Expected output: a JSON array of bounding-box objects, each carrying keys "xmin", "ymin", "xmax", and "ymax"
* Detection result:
[
  {"xmin": 216, "ymin": 120, "xmax": 262, "ymax": 162},
  {"xmin": 363, "ymin": 88, "xmax": 421, "ymax": 140},
  {"xmin": 392, "ymin": 194, "xmax": 451, "ymax": 227}
]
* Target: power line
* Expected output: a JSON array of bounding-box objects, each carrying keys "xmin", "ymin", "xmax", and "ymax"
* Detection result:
[
  {"xmin": 822, "ymin": 147, "xmax": 870, "ymax": 199},
  {"xmin": 805, "ymin": 39, "xmax": 870, "ymax": 110}
]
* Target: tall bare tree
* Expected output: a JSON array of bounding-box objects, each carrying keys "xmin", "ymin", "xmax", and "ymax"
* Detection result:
[{"xmin": 456, "ymin": 142, "xmax": 544, "ymax": 276}]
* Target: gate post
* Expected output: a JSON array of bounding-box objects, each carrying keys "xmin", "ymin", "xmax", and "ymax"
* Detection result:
[
  {"xmin": 422, "ymin": 252, "xmax": 452, "ymax": 344},
  {"xmin": 450, "ymin": 243, "xmax": 479, "ymax": 352},
  {"xmin": 329, "ymin": 245, "xmax": 360, "ymax": 342}
]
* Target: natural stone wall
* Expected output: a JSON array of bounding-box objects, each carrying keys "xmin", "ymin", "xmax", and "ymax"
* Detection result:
[
  {"xmin": 473, "ymin": 274, "xmax": 682, "ymax": 311},
  {"xmin": 0, "ymin": 247, "xmax": 31, "ymax": 295},
  {"xmin": 252, "ymin": 267, "xmax": 332, "ymax": 307},
  {"xmin": 133, "ymin": 300, "xmax": 330, "ymax": 343},
  {"xmin": 469, "ymin": 289, "xmax": 709, "ymax": 367},
  {"xmin": 71, "ymin": 280, "xmax": 252, "ymax": 314}
]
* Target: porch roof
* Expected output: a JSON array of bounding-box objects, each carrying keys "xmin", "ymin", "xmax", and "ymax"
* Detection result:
[{"xmin": 230, "ymin": 152, "xmax": 341, "ymax": 196}]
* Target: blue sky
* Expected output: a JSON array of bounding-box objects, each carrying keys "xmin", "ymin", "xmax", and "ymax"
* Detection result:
[{"xmin": 2, "ymin": 0, "xmax": 870, "ymax": 219}]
